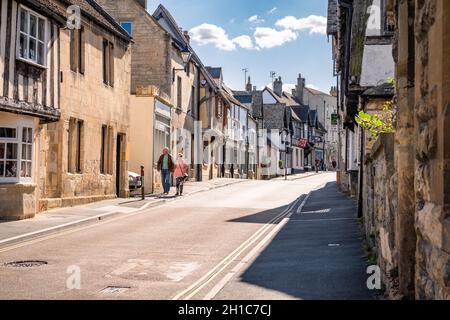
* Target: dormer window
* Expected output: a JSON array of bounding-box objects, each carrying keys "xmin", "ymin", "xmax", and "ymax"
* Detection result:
[{"xmin": 17, "ymin": 6, "xmax": 47, "ymax": 67}]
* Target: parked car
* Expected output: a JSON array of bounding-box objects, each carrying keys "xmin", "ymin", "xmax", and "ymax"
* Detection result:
[{"xmin": 128, "ymin": 171, "xmax": 142, "ymax": 190}]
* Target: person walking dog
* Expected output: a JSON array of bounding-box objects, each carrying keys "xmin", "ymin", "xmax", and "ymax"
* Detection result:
[
  {"xmin": 174, "ymin": 153, "xmax": 189, "ymax": 196},
  {"xmin": 157, "ymin": 147, "xmax": 175, "ymax": 195}
]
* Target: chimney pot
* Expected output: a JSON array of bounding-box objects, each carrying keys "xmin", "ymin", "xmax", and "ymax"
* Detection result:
[{"xmin": 183, "ymin": 30, "xmax": 190, "ymax": 43}]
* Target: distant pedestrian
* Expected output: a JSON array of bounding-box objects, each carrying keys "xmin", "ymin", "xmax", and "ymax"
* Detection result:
[
  {"xmin": 315, "ymin": 159, "xmax": 320, "ymax": 173},
  {"xmin": 174, "ymin": 153, "xmax": 189, "ymax": 196},
  {"xmin": 157, "ymin": 147, "xmax": 175, "ymax": 195},
  {"xmin": 332, "ymin": 160, "xmax": 337, "ymax": 170}
]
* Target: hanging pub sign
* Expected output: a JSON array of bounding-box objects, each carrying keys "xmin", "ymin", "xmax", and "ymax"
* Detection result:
[
  {"xmin": 298, "ymin": 138, "xmax": 308, "ymax": 149},
  {"xmin": 331, "ymin": 113, "xmax": 339, "ymax": 125}
]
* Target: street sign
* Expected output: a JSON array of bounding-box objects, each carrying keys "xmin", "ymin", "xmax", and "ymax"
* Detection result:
[{"xmin": 331, "ymin": 113, "xmax": 338, "ymax": 125}]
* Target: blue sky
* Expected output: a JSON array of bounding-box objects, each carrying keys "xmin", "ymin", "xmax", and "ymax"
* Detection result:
[{"xmin": 148, "ymin": 0, "xmax": 334, "ymax": 93}]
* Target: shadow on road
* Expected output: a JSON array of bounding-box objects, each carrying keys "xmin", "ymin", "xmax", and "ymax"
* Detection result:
[{"xmin": 233, "ymin": 182, "xmax": 374, "ymax": 300}]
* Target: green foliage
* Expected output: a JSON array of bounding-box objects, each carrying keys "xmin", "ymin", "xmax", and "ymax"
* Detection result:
[{"xmin": 355, "ymin": 79, "xmax": 396, "ymax": 140}]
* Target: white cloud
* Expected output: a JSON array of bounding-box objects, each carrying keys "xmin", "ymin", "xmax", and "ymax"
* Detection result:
[
  {"xmin": 253, "ymin": 27, "xmax": 298, "ymax": 49},
  {"xmin": 266, "ymin": 83, "xmax": 297, "ymax": 92},
  {"xmin": 189, "ymin": 23, "xmax": 254, "ymax": 51},
  {"xmin": 306, "ymin": 84, "xmax": 321, "ymax": 91},
  {"xmin": 267, "ymin": 7, "xmax": 277, "ymax": 15},
  {"xmin": 275, "ymin": 15, "xmax": 327, "ymax": 35},
  {"xmin": 248, "ymin": 15, "xmax": 265, "ymax": 24},
  {"xmin": 189, "ymin": 23, "xmax": 236, "ymax": 51},
  {"xmin": 232, "ymin": 35, "xmax": 254, "ymax": 50}
]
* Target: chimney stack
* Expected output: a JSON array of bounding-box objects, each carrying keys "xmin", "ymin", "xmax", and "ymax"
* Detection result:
[
  {"xmin": 330, "ymin": 86, "xmax": 338, "ymax": 97},
  {"xmin": 246, "ymin": 76, "xmax": 252, "ymax": 92},
  {"xmin": 273, "ymin": 76, "xmax": 283, "ymax": 97},
  {"xmin": 295, "ymin": 73, "xmax": 305, "ymax": 104},
  {"xmin": 183, "ymin": 30, "xmax": 190, "ymax": 43}
]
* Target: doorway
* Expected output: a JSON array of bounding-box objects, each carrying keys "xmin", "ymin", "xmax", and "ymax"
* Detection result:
[{"xmin": 116, "ymin": 133, "xmax": 123, "ymax": 197}]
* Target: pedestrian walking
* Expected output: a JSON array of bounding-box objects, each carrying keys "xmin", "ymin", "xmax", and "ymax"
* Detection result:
[
  {"xmin": 157, "ymin": 147, "xmax": 175, "ymax": 195},
  {"xmin": 174, "ymin": 153, "xmax": 189, "ymax": 196}
]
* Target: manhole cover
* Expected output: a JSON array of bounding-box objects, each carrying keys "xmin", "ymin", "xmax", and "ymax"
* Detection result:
[
  {"xmin": 100, "ymin": 286, "xmax": 130, "ymax": 294},
  {"xmin": 2, "ymin": 260, "xmax": 48, "ymax": 268}
]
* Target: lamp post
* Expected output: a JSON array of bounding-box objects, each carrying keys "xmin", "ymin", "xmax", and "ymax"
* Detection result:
[
  {"xmin": 280, "ymin": 128, "xmax": 289, "ymax": 180},
  {"xmin": 172, "ymin": 48, "xmax": 192, "ymax": 82}
]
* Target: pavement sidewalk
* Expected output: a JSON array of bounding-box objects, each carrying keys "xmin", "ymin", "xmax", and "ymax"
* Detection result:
[
  {"xmin": 270, "ymin": 171, "xmax": 328, "ymax": 181},
  {"xmin": 0, "ymin": 178, "xmax": 244, "ymax": 248},
  {"xmin": 214, "ymin": 180, "xmax": 373, "ymax": 300}
]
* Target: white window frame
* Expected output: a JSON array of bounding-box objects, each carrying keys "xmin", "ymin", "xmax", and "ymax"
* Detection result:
[
  {"xmin": 16, "ymin": 5, "xmax": 48, "ymax": 68},
  {"xmin": 0, "ymin": 123, "xmax": 34, "ymax": 184}
]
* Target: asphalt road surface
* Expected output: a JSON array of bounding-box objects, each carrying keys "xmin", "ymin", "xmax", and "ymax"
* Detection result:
[{"xmin": 0, "ymin": 173, "xmax": 372, "ymax": 300}]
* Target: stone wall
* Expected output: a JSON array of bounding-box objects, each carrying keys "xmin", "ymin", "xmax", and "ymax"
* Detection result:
[
  {"xmin": 39, "ymin": 17, "xmax": 131, "ymax": 210},
  {"xmin": 97, "ymin": 0, "xmax": 172, "ymax": 97},
  {"xmin": 411, "ymin": 0, "xmax": 450, "ymax": 300},
  {"xmin": 363, "ymin": 133, "xmax": 399, "ymax": 297}
]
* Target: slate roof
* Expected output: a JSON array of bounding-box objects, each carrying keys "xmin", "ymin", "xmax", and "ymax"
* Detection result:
[
  {"xmin": 291, "ymin": 105, "xmax": 310, "ymax": 122},
  {"xmin": 233, "ymin": 94, "xmax": 253, "ymax": 104},
  {"xmin": 206, "ymin": 67, "xmax": 222, "ymax": 79},
  {"xmin": 264, "ymin": 87, "xmax": 284, "ymax": 104},
  {"xmin": 281, "ymin": 91, "xmax": 302, "ymax": 107},
  {"xmin": 361, "ymin": 82, "xmax": 395, "ymax": 98},
  {"xmin": 305, "ymin": 87, "xmax": 331, "ymax": 96}
]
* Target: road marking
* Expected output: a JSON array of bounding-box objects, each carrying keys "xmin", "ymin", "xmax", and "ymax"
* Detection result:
[
  {"xmin": 0, "ymin": 181, "xmax": 248, "ymax": 252},
  {"xmin": 94, "ymin": 206, "xmax": 137, "ymax": 213},
  {"xmin": 166, "ymin": 262, "xmax": 201, "ymax": 282},
  {"xmin": 200, "ymin": 183, "xmax": 330, "ymax": 300},
  {"xmin": 202, "ymin": 189, "xmax": 315, "ymax": 300},
  {"xmin": 299, "ymin": 208, "xmax": 331, "ymax": 214},
  {"xmin": 289, "ymin": 217, "xmax": 355, "ymax": 222},
  {"xmin": 172, "ymin": 194, "xmax": 306, "ymax": 300}
]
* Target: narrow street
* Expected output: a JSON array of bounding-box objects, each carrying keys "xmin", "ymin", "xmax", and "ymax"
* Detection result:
[{"xmin": 0, "ymin": 173, "xmax": 371, "ymax": 300}]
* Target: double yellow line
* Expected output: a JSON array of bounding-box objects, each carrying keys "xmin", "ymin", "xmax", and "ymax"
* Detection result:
[{"xmin": 172, "ymin": 193, "xmax": 308, "ymax": 300}]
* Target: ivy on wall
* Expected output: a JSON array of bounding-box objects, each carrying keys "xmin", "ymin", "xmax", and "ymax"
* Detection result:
[{"xmin": 355, "ymin": 78, "xmax": 396, "ymax": 140}]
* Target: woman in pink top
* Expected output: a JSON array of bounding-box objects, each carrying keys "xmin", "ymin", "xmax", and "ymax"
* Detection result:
[{"xmin": 174, "ymin": 153, "xmax": 188, "ymax": 196}]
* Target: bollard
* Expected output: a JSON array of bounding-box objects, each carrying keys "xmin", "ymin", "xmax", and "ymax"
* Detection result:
[{"xmin": 140, "ymin": 165, "xmax": 145, "ymax": 200}]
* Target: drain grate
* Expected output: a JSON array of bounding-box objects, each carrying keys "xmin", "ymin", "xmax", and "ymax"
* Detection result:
[
  {"xmin": 2, "ymin": 260, "xmax": 48, "ymax": 268},
  {"xmin": 100, "ymin": 286, "xmax": 130, "ymax": 294}
]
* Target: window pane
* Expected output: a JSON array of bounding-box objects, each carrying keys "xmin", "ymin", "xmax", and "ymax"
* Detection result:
[
  {"xmin": 19, "ymin": 33, "xmax": 28, "ymax": 58},
  {"xmin": 27, "ymin": 162, "xmax": 31, "ymax": 177},
  {"xmin": 5, "ymin": 161, "xmax": 17, "ymax": 177},
  {"xmin": 38, "ymin": 18, "xmax": 45, "ymax": 41},
  {"xmin": 0, "ymin": 162, "xmax": 4, "ymax": 177},
  {"xmin": 21, "ymin": 161, "xmax": 31, "ymax": 177},
  {"xmin": 20, "ymin": 9, "xmax": 28, "ymax": 32},
  {"xmin": 0, "ymin": 127, "xmax": 17, "ymax": 138},
  {"xmin": 29, "ymin": 38, "xmax": 36, "ymax": 61},
  {"xmin": 26, "ymin": 145, "xmax": 32, "ymax": 160},
  {"xmin": 120, "ymin": 22, "xmax": 132, "ymax": 36},
  {"xmin": 22, "ymin": 127, "xmax": 32, "ymax": 143},
  {"xmin": 37, "ymin": 41, "xmax": 44, "ymax": 65},
  {"xmin": 21, "ymin": 144, "xmax": 27, "ymax": 160},
  {"xmin": 29, "ymin": 14, "xmax": 37, "ymax": 37},
  {"xmin": 0, "ymin": 143, "xmax": 4, "ymax": 159},
  {"xmin": 21, "ymin": 144, "xmax": 32, "ymax": 161},
  {"xmin": 6, "ymin": 143, "xmax": 17, "ymax": 159}
]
